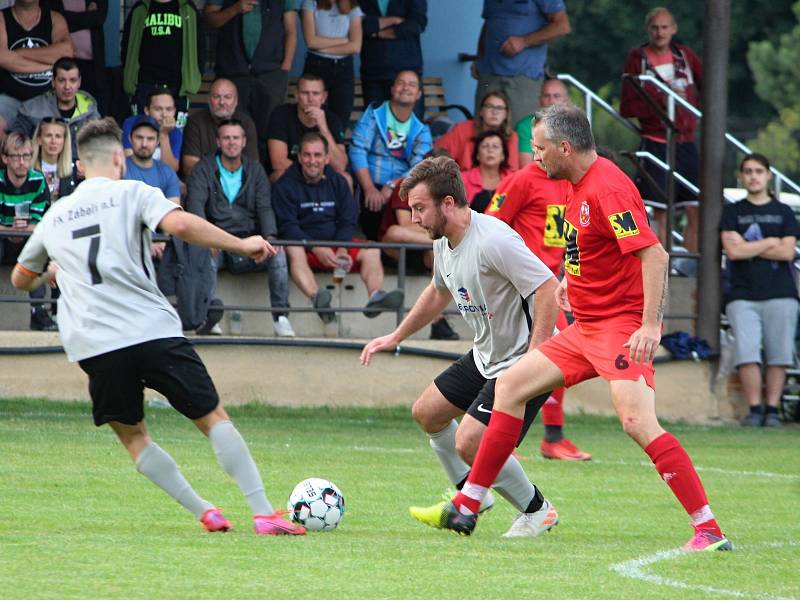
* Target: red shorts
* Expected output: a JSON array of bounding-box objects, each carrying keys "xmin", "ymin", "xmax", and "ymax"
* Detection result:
[
  {"xmin": 539, "ymin": 316, "xmax": 656, "ymax": 390},
  {"xmin": 306, "ymin": 246, "xmax": 361, "ymax": 272}
]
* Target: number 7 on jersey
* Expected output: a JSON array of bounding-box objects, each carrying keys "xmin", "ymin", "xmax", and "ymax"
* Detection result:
[{"xmin": 72, "ymin": 224, "xmax": 102, "ymax": 285}]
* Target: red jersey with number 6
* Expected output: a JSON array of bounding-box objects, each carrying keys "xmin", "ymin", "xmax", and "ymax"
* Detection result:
[
  {"xmin": 563, "ymin": 157, "xmax": 660, "ymax": 322},
  {"xmin": 485, "ymin": 162, "xmax": 571, "ymax": 276}
]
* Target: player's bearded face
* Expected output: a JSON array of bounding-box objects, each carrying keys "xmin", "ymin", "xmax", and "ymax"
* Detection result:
[{"xmin": 425, "ymin": 205, "xmax": 447, "ymax": 240}]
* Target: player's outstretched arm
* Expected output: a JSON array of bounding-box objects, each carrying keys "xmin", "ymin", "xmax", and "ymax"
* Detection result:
[
  {"xmin": 11, "ymin": 262, "xmax": 57, "ymax": 292},
  {"xmin": 159, "ymin": 210, "xmax": 277, "ymax": 262},
  {"xmin": 360, "ymin": 283, "xmax": 452, "ymax": 366},
  {"xmin": 625, "ymin": 243, "xmax": 669, "ymax": 363},
  {"xmin": 528, "ymin": 277, "xmax": 559, "ymax": 350}
]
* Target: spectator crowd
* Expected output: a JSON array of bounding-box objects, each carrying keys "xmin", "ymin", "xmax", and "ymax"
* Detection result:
[{"xmin": 0, "ymin": 0, "xmax": 797, "ymax": 427}]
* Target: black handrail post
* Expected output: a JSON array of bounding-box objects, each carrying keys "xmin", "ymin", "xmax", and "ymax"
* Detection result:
[{"xmin": 396, "ymin": 245, "xmax": 407, "ymax": 326}]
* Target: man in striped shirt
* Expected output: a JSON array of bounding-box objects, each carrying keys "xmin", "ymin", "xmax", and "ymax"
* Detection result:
[{"xmin": 0, "ymin": 131, "xmax": 54, "ymax": 330}]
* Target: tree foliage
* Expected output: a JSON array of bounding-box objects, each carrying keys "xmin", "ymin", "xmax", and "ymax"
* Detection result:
[{"xmin": 746, "ymin": 1, "xmax": 800, "ymax": 180}]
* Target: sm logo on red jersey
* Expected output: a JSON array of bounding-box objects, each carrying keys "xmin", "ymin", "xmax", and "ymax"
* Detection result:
[
  {"xmin": 544, "ymin": 204, "xmax": 566, "ymax": 248},
  {"xmin": 608, "ymin": 211, "xmax": 640, "ymax": 239},
  {"xmin": 563, "ymin": 219, "xmax": 580, "ymax": 276}
]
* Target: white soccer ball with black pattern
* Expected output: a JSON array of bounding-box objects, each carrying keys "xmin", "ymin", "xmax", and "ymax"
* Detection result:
[{"xmin": 287, "ymin": 478, "xmax": 345, "ymax": 532}]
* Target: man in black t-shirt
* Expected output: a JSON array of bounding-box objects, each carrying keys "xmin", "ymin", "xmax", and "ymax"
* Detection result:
[
  {"xmin": 121, "ymin": 0, "xmax": 202, "ymax": 129},
  {"xmin": 266, "ymin": 73, "xmax": 348, "ymax": 184},
  {"xmin": 720, "ymin": 153, "xmax": 800, "ymax": 428}
]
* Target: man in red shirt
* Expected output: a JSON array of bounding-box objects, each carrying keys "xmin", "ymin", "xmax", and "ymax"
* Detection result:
[
  {"xmin": 416, "ymin": 105, "xmax": 730, "ymax": 552},
  {"xmin": 485, "ymin": 157, "xmax": 590, "ymax": 461}
]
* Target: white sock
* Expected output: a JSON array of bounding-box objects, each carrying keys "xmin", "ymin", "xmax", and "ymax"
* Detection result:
[
  {"xmin": 493, "ymin": 455, "xmax": 537, "ymax": 512},
  {"xmin": 428, "ymin": 420, "xmax": 470, "ymax": 486},
  {"xmin": 209, "ymin": 420, "xmax": 273, "ymax": 515},
  {"xmin": 136, "ymin": 442, "xmax": 214, "ymax": 519}
]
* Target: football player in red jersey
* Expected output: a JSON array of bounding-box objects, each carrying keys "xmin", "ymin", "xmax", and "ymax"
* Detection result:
[
  {"xmin": 486, "ymin": 155, "xmax": 590, "ymax": 461},
  {"xmin": 422, "ymin": 105, "xmax": 731, "ymax": 552}
]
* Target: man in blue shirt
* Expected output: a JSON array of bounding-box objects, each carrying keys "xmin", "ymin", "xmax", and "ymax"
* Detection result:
[
  {"xmin": 473, "ymin": 0, "xmax": 570, "ymax": 128},
  {"xmin": 123, "ymin": 115, "xmax": 181, "ymax": 204},
  {"xmin": 122, "ymin": 88, "xmax": 183, "ymax": 172}
]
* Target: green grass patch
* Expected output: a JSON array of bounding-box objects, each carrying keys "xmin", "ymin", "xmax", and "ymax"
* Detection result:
[{"xmin": 0, "ymin": 398, "xmax": 797, "ymax": 599}]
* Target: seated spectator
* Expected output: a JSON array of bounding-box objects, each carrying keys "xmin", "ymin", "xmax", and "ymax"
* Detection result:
[
  {"xmin": 435, "ymin": 90, "xmax": 519, "ymax": 171},
  {"xmin": 12, "ymin": 57, "xmax": 100, "ymax": 156},
  {"xmin": 273, "ymin": 132, "xmax": 404, "ymax": 322},
  {"xmin": 266, "ymin": 72, "xmax": 348, "ymax": 183},
  {"xmin": 123, "ymin": 115, "xmax": 180, "ymax": 204},
  {"xmin": 300, "ymin": 0, "xmax": 363, "ymax": 128},
  {"xmin": 181, "ymin": 78, "xmax": 259, "ymax": 177},
  {"xmin": 0, "ymin": 0, "xmax": 74, "ymax": 135},
  {"xmin": 121, "ymin": 87, "xmax": 182, "ymax": 172},
  {"xmin": 720, "ymin": 153, "xmax": 799, "ymax": 428},
  {"xmin": 121, "ymin": 0, "xmax": 202, "ymax": 128},
  {"xmin": 0, "ymin": 131, "xmax": 55, "ymax": 330},
  {"xmin": 186, "ymin": 118, "xmax": 294, "ymax": 337},
  {"xmin": 46, "ymin": 0, "xmax": 109, "ymax": 113},
  {"xmin": 378, "ymin": 146, "xmax": 459, "ymax": 340},
  {"xmin": 31, "ymin": 117, "xmax": 78, "ymax": 199},
  {"xmin": 460, "ymin": 130, "xmax": 512, "ymax": 212},
  {"xmin": 516, "ymin": 77, "xmax": 569, "ymax": 168},
  {"xmin": 349, "ymin": 69, "xmax": 431, "ymax": 240}
]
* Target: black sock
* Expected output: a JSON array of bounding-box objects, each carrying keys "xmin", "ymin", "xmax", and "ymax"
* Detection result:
[
  {"xmin": 524, "ymin": 487, "xmax": 544, "ymax": 514},
  {"xmin": 544, "ymin": 425, "xmax": 564, "ymax": 443},
  {"xmin": 765, "ymin": 405, "xmax": 778, "ymax": 415},
  {"xmin": 750, "ymin": 405, "xmax": 763, "ymax": 415}
]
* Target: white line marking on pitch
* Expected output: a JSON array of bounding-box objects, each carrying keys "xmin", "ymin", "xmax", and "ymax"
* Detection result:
[
  {"xmin": 591, "ymin": 458, "xmax": 799, "ymax": 481},
  {"xmin": 610, "ymin": 542, "xmax": 799, "ymax": 600},
  {"xmin": 351, "ymin": 446, "xmax": 418, "ymax": 453}
]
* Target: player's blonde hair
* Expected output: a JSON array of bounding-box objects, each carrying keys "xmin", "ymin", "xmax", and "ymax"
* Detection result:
[
  {"xmin": 76, "ymin": 117, "xmax": 123, "ymax": 165},
  {"xmin": 399, "ymin": 156, "xmax": 468, "ymax": 207}
]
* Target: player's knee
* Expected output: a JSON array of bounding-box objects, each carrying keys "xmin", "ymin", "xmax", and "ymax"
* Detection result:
[
  {"xmin": 411, "ymin": 397, "xmax": 433, "ymax": 431},
  {"xmin": 454, "ymin": 427, "xmax": 480, "ymax": 464}
]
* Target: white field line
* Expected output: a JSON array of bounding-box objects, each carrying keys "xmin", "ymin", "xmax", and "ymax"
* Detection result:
[
  {"xmin": 591, "ymin": 458, "xmax": 799, "ymax": 481},
  {"xmin": 610, "ymin": 542, "xmax": 799, "ymax": 600}
]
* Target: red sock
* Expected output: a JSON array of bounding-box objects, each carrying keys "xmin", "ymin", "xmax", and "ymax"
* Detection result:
[
  {"xmin": 453, "ymin": 410, "xmax": 523, "ymax": 514},
  {"xmin": 541, "ymin": 388, "xmax": 565, "ymax": 427},
  {"xmin": 644, "ymin": 432, "xmax": 722, "ymax": 536}
]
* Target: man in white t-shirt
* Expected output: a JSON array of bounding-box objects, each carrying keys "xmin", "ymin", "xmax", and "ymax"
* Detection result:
[
  {"xmin": 360, "ymin": 156, "xmax": 560, "ymax": 537},
  {"xmin": 11, "ymin": 117, "xmax": 306, "ymax": 536}
]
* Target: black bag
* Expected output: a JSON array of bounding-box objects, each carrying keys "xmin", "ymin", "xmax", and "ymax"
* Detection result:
[
  {"xmin": 157, "ymin": 238, "xmax": 215, "ymax": 330},
  {"xmin": 223, "ymin": 251, "xmax": 267, "ymax": 274}
]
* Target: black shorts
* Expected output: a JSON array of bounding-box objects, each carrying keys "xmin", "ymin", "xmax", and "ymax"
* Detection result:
[
  {"xmin": 433, "ymin": 350, "xmax": 550, "ymax": 446},
  {"xmin": 78, "ymin": 337, "xmax": 219, "ymax": 426}
]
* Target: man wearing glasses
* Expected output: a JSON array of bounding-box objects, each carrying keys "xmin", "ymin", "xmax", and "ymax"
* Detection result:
[{"xmin": 0, "ymin": 131, "xmax": 54, "ymax": 330}]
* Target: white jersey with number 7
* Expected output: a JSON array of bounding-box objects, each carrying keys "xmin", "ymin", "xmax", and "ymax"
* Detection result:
[{"xmin": 17, "ymin": 177, "xmax": 183, "ymax": 362}]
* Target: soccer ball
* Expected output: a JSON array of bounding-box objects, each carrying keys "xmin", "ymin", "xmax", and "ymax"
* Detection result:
[{"xmin": 287, "ymin": 478, "xmax": 345, "ymax": 532}]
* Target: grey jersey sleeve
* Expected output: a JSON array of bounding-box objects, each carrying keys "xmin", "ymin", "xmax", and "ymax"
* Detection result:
[
  {"xmin": 483, "ymin": 227, "xmax": 554, "ymax": 299},
  {"xmin": 136, "ymin": 183, "xmax": 183, "ymax": 231},
  {"xmin": 17, "ymin": 220, "xmax": 49, "ymax": 274},
  {"xmin": 431, "ymin": 238, "xmax": 448, "ymax": 289}
]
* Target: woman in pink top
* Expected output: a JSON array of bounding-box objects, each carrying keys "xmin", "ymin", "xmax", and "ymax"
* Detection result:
[
  {"xmin": 461, "ymin": 130, "xmax": 512, "ymax": 213},
  {"xmin": 435, "ymin": 90, "xmax": 519, "ymax": 171}
]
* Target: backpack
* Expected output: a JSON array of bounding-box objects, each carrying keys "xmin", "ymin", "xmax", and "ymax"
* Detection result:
[{"xmin": 156, "ymin": 237, "xmax": 215, "ymax": 330}]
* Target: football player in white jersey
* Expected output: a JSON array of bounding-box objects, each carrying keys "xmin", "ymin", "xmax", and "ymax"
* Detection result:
[
  {"xmin": 360, "ymin": 156, "xmax": 561, "ymax": 537},
  {"xmin": 11, "ymin": 118, "xmax": 306, "ymax": 536}
]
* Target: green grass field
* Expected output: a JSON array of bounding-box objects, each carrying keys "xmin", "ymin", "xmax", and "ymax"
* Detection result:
[{"xmin": 0, "ymin": 398, "xmax": 797, "ymax": 600}]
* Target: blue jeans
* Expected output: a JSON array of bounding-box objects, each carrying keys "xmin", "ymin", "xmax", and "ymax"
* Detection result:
[{"xmin": 211, "ymin": 250, "xmax": 290, "ymax": 321}]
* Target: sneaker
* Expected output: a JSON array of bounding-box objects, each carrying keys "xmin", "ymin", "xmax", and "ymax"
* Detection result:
[
  {"xmin": 254, "ymin": 511, "xmax": 307, "ymax": 535},
  {"xmin": 541, "ymin": 438, "xmax": 592, "ymax": 461},
  {"xmin": 682, "ymin": 529, "xmax": 733, "ymax": 551},
  {"xmin": 740, "ymin": 411, "xmax": 763, "ymax": 427},
  {"xmin": 208, "ymin": 323, "xmax": 223, "ymax": 335},
  {"xmin": 408, "ymin": 500, "xmax": 477, "ymax": 536},
  {"xmin": 313, "ymin": 289, "xmax": 336, "ymax": 323},
  {"xmin": 200, "ymin": 508, "xmax": 232, "ymax": 532},
  {"xmin": 444, "ymin": 488, "xmax": 495, "ymax": 514},
  {"xmin": 30, "ymin": 308, "xmax": 58, "ymax": 331},
  {"xmin": 273, "ymin": 315, "xmax": 296, "ymax": 337},
  {"xmin": 430, "ymin": 317, "xmax": 459, "ymax": 340},
  {"xmin": 363, "ymin": 289, "xmax": 404, "ymax": 318},
  {"xmin": 502, "ymin": 499, "xmax": 559, "ymax": 538},
  {"xmin": 763, "ymin": 412, "xmax": 782, "ymax": 427},
  {"xmin": 196, "ymin": 299, "xmax": 224, "ymax": 335}
]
